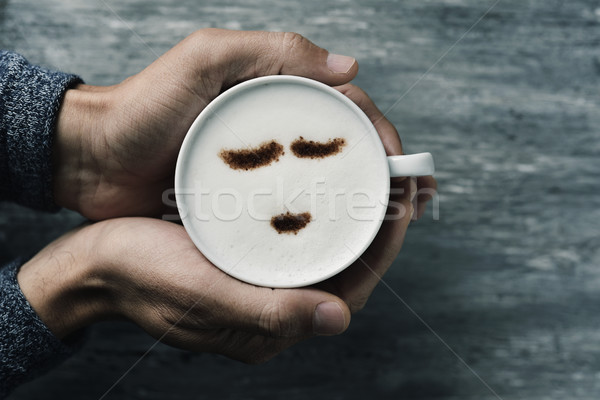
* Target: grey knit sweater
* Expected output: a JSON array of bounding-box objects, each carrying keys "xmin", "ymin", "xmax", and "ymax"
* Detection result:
[{"xmin": 0, "ymin": 50, "xmax": 84, "ymax": 398}]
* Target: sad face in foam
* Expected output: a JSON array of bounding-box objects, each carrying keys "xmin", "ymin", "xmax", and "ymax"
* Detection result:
[{"xmin": 219, "ymin": 137, "xmax": 347, "ymax": 234}]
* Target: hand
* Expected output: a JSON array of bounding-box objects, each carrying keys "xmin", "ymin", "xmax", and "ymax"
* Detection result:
[
  {"xmin": 52, "ymin": 29, "xmax": 359, "ymax": 220},
  {"xmin": 18, "ymin": 218, "xmax": 351, "ymax": 363}
]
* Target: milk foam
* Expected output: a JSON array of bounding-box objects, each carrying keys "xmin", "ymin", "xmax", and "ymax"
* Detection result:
[{"xmin": 176, "ymin": 77, "xmax": 390, "ymax": 287}]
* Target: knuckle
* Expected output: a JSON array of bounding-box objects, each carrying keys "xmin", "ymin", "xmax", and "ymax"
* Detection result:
[
  {"xmin": 347, "ymin": 295, "xmax": 370, "ymax": 314},
  {"xmin": 279, "ymin": 31, "xmax": 309, "ymax": 54},
  {"xmin": 340, "ymin": 83, "xmax": 359, "ymax": 96},
  {"xmin": 258, "ymin": 300, "xmax": 293, "ymax": 338},
  {"xmin": 192, "ymin": 27, "xmax": 223, "ymax": 39},
  {"xmin": 257, "ymin": 292, "xmax": 299, "ymax": 338},
  {"xmin": 258, "ymin": 303, "xmax": 279, "ymax": 336}
]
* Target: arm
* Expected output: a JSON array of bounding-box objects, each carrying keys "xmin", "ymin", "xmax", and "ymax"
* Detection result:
[
  {"xmin": 0, "ymin": 50, "xmax": 82, "ymax": 210},
  {"xmin": 0, "ymin": 51, "xmax": 85, "ymax": 396},
  {"xmin": 0, "ymin": 259, "xmax": 87, "ymax": 397}
]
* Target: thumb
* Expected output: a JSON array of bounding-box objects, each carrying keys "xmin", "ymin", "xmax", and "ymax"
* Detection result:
[
  {"xmin": 185, "ymin": 29, "xmax": 358, "ymax": 88},
  {"xmin": 217, "ymin": 281, "xmax": 351, "ymax": 337}
]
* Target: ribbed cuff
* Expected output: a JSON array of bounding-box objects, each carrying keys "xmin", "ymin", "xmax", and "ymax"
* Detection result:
[
  {"xmin": 0, "ymin": 259, "xmax": 86, "ymax": 397},
  {"xmin": 0, "ymin": 51, "xmax": 83, "ymax": 211}
]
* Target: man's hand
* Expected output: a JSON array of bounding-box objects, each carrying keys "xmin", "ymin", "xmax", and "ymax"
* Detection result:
[
  {"xmin": 18, "ymin": 218, "xmax": 351, "ymax": 363},
  {"xmin": 52, "ymin": 29, "xmax": 358, "ymax": 220}
]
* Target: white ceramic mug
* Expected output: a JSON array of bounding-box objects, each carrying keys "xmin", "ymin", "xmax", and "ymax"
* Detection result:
[{"xmin": 175, "ymin": 76, "xmax": 434, "ymax": 288}]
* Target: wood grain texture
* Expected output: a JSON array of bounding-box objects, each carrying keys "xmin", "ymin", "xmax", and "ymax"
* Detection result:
[{"xmin": 2, "ymin": 0, "xmax": 599, "ymax": 399}]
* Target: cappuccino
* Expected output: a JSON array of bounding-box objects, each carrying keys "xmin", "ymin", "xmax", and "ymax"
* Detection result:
[{"xmin": 176, "ymin": 76, "xmax": 429, "ymax": 287}]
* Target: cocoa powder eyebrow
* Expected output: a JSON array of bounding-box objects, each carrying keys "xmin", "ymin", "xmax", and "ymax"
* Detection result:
[
  {"xmin": 219, "ymin": 140, "xmax": 284, "ymax": 170},
  {"xmin": 290, "ymin": 136, "xmax": 346, "ymax": 159}
]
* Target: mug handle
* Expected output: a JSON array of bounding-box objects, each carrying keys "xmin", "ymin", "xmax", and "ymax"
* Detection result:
[{"xmin": 387, "ymin": 152, "xmax": 435, "ymax": 177}]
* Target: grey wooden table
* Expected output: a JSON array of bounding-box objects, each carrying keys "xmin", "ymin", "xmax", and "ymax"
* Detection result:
[{"xmin": 2, "ymin": 0, "xmax": 599, "ymax": 399}]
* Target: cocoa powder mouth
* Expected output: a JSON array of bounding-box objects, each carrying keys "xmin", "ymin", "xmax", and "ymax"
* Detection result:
[{"xmin": 270, "ymin": 211, "xmax": 312, "ymax": 234}]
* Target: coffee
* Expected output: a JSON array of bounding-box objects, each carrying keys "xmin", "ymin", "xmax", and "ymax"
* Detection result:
[{"xmin": 176, "ymin": 76, "xmax": 432, "ymax": 287}]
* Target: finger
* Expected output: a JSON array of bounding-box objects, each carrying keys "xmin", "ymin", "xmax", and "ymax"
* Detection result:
[
  {"xmin": 334, "ymin": 83, "xmax": 403, "ymax": 156},
  {"xmin": 416, "ymin": 175, "xmax": 437, "ymax": 219},
  {"xmin": 185, "ymin": 29, "xmax": 358, "ymax": 89},
  {"xmin": 323, "ymin": 177, "xmax": 412, "ymax": 312},
  {"xmin": 211, "ymin": 279, "xmax": 351, "ymax": 338}
]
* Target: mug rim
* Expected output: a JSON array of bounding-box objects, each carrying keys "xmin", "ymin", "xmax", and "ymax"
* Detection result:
[{"xmin": 175, "ymin": 75, "xmax": 390, "ymax": 288}]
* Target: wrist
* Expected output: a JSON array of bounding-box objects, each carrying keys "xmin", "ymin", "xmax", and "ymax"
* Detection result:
[
  {"xmin": 17, "ymin": 224, "xmax": 115, "ymax": 339},
  {"xmin": 52, "ymin": 84, "xmax": 111, "ymax": 214}
]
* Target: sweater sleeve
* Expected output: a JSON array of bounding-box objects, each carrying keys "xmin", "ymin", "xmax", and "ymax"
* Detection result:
[
  {"xmin": 0, "ymin": 51, "xmax": 86, "ymax": 396},
  {"xmin": 0, "ymin": 50, "xmax": 83, "ymax": 211},
  {"xmin": 0, "ymin": 259, "xmax": 85, "ymax": 398}
]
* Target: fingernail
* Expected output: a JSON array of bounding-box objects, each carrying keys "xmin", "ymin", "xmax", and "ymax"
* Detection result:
[
  {"xmin": 327, "ymin": 53, "xmax": 355, "ymax": 74},
  {"xmin": 410, "ymin": 203, "xmax": 415, "ymax": 221},
  {"xmin": 314, "ymin": 302, "xmax": 346, "ymax": 335}
]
